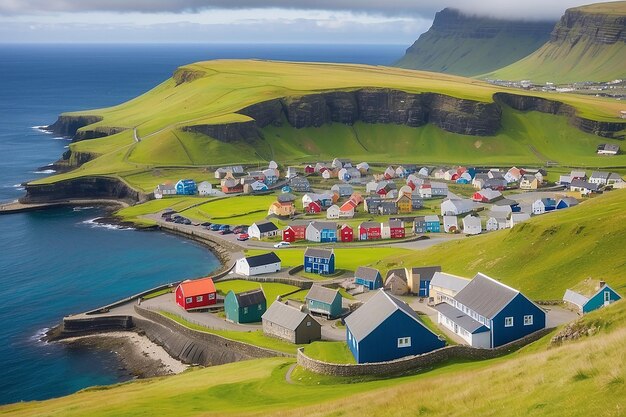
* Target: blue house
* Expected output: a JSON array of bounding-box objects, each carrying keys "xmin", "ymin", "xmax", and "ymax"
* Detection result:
[
  {"xmin": 346, "ymin": 290, "xmax": 445, "ymax": 363},
  {"xmin": 556, "ymin": 197, "xmax": 579, "ymax": 210},
  {"xmin": 304, "ymin": 247, "xmax": 335, "ymax": 275},
  {"xmin": 175, "ymin": 179, "xmax": 197, "ymax": 195},
  {"xmin": 305, "ymin": 285, "xmax": 343, "ymax": 318},
  {"xmin": 435, "ymin": 272, "xmax": 546, "ymax": 348},
  {"xmin": 564, "ymin": 280, "xmax": 622, "ymax": 314},
  {"xmin": 354, "ymin": 266, "xmax": 383, "ymax": 290},
  {"xmin": 410, "ymin": 266, "xmax": 442, "ymax": 297},
  {"xmin": 424, "ymin": 215, "xmax": 441, "ymax": 233}
]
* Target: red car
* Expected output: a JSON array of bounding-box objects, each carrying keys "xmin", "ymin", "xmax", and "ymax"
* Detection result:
[{"xmin": 237, "ymin": 233, "xmax": 249, "ymax": 241}]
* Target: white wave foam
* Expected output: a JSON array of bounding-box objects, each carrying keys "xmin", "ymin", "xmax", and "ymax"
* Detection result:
[
  {"xmin": 72, "ymin": 206, "xmax": 94, "ymax": 211},
  {"xmin": 11, "ymin": 184, "xmax": 25, "ymax": 190},
  {"xmin": 81, "ymin": 218, "xmax": 134, "ymax": 231},
  {"xmin": 31, "ymin": 327, "xmax": 50, "ymax": 345},
  {"xmin": 32, "ymin": 125, "xmax": 53, "ymax": 134},
  {"xmin": 32, "ymin": 169, "xmax": 56, "ymax": 174},
  {"xmin": 52, "ymin": 136, "xmax": 69, "ymax": 141}
]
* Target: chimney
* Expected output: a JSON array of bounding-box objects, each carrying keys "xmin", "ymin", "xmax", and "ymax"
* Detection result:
[{"xmin": 599, "ymin": 280, "xmax": 606, "ymax": 289}]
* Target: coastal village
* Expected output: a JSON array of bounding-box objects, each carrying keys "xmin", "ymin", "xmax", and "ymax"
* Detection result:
[{"xmin": 75, "ymin": 157, "xmax": 626, "ymax": 369}]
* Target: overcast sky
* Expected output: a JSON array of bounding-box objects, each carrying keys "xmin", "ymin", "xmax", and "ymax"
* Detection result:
[{"xmin": 0, "ymin": 0, "xmax": 595, "ymax": 44}]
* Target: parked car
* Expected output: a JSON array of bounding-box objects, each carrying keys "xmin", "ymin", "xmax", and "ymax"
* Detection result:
[
  {"xmin": 165, "ymin": 217, "xmax": 174, "ymax": 222},
  {"xmin": 210, "ymin": 224, "xmax": 222, "ymax": 231},
  {"xmin": 273, "ymin": 241, "xmax": 290, "ymax": 248},
  {"xmin": 201, "ymin": 222, "xmax": 212, "ymax": 227},
  {"xmin": 182, "ymin": 218, "xmax": 192, "ymax": 225},
  {"xmin": 237, "ymin": 233, "xmax": 249, "ymax": 241},
  {"xmin": 219, "ymin": 224, "xmax": 230, "ymax": 231},
  {"xmin": 220, "ymin": 229, "xmax": 233, "ymax": 235},
  {"xmin": 174, "ymin": 217, "xmax": 185, "ymax": 224},
  {"xmin": 161, "ymin": 210, "xmax": 176, "ymax": 218},
  {"xmin": 232, "ymin": 226, "xmax": 243, "ymax": 234}
]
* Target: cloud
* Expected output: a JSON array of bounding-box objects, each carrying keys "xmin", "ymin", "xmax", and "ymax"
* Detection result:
[{"xmin": 0, "ymin": 0, "xmax": 592, "ymax": 20}]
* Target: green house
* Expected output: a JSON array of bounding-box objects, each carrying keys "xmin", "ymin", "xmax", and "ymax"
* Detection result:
[
  {"xmin": 305, "ymin": 284, "xmax": 343, "ymax": 319},
  {"xmin": 224, "ymin": 288, "xmax": 267, "ymax": 324}
]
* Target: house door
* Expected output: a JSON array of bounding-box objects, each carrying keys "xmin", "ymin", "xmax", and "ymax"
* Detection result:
[{"xmin": 604, "ymin": 291, "xmax": 611, "ymax": 306}]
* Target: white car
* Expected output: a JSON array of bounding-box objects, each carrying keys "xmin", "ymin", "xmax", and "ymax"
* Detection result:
[{"xmin": 273, "ymin": 241, "xmax": 290, "ymax": 248}]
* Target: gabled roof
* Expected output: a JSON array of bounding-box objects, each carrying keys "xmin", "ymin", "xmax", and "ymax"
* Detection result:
[
  {"xmin": 462, "ymin": 215, "xmax": 481, "ymax": 227},
  {"xmin": 570, "ymin": 179, "xmax": 600, "ymax": 191},
  {"xmin": 304, "ymin": 247, "xmax": 334, "ymax": 259},
  {"xmin": 345, "ymin": 290, "xmax": 429, "ymax": 342},
  {"xmin": 557, "ymin": 197, "xmax": 579, "ymax": 206},
  {"xmin": 243, "ymin": 252, "xmax": 281, "ymax": 268},
  {"xmin": 434, "ymin": 302, "xmax": 489, "ymax": 334},
  {"xmin": 234, "ymin": 288, "xmax": 266, "ymax": 308},
  {"xmin": 493, "ymin": 198, "xmax": 519, "ymax": 207},
  {"xmin": 262, "ymin": 301, "xmax": 311, "ymax": 330},
  {"xmin": 411, "ymin": 266, "xmax": 442, "ymax": 282},
  {"xmin": 590, "ymin": 171, "xmax": 610, "ymax": 180},
  {"xmin": 430, "ymin": 272, "xmax": 470, "ymax": 293},
  {"xmin": 424, "ymin": 215, "xmax": 440, "ymax": 223},
  {"xmin": 563, "ymin": 289, "xmax": 590, "ymax": 308},
  {"xmin": 308, "ymin": 221, "xmax": 337, "ymax": 231},
  {"xmin": 388, "ymin": 219, "xmax": 403, "ymax": 228},
  {"xmin": 305, "ymin": 284, "xmax": 340, "ymax": 304},
  {"xmin": 277, "ymin": 193, "xmax": 296, "ymax": 203},
  {"xmin": 360, "ymin": 221, "xmax": 380, "ymax": 229},
  {"xmin": 254, "ymin": 221, "xmax": 278, "ymax": 233},
  {"xmin": 453, "ymin": 273, "xmax": 520, "ymax": 319},
  {"xmin": 386, "ymin": 268, "xmax": 408, "ymax": 284},
  {"xmin": 178, "ymin": 277, "xmax": 215, "ymax": 297},
  {"xmin": 355, "ymin": 266, "xmax": 380, "ymax": 282}
]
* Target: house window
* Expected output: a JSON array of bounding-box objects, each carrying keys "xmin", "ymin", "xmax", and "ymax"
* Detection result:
[
  {"xmin": 604, "ymin": 291, "xmax": 611, "ymax": 302},
  {"xmin": 524, "ymin": 315, "xmax": 533, "ymax": 326},
  {"xmin": 244, "ymin": 307, "xmax": 248, "ymax": 314},
  {"xmin": 185, "ymin": 297, "xmax": 192, "ymax": 304},
  {"xmin": 196, "ymin": 296, "xmax": 203, "ymax": 302},
  {"xmin": 306, "ymin": 321, "xmax": 312, "ymax": 327},
  {"xmin": 258, "ymin": 305, "xmax": 262, "ymax": 310},
  {"xmin": 505, "ymin": 317, "xmax": 514, "ymax": 327},
  {"xmin": 209, "ymin": 293, "xmax": 216, "ymax": 300},
  {"xmin": 397, "ymin": 337, "xmax": 411, "ymax": 348}
]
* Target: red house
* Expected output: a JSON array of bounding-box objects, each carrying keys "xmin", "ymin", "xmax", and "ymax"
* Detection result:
[
  {"xmin": 359, "ymin": 221, "xmax": 381, "ymax": 241},
  {"xmin": 282, "ymin": 224, "xmax": 307, "ymax": 242},
  {"xmin": 175, "ymin": 277, "xmax": 217, "ymax": 310},
  {"xmin": 306, "ymin": 201, "xmax": 322, "ymax": 214},
  {"xmin": 388, "ymin": 219, "xmax": 405, "ymax": 239},
  {"xmin": 340, "ymin": 224, "xmax": 354, "ymax": 242},
  {"xmin": 221, "ymin": 178, "xmax": 243, "ymax": 194},
  {"xmin": 304, "ymin": 165, "xmax": 315, "ymax": 174}
]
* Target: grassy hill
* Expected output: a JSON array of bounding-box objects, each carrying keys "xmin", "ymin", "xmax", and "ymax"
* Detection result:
[
  {"xmin": 4, "ymin": 299, "xmax": 625, "ymax": 416},
  {"xmin": 29, "ymin": 60, "xmax": 625, "ymax": 192},
  {"xmin": 396, "ymin": 8, "xmax": 554, "ymax": 77},
  {"xmin": 486, "ymin": 2, "xmax": 626, "ymax": 82}
]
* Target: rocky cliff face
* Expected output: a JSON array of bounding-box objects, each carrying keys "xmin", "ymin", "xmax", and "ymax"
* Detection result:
[
  {"xmin": 396, "ymin": 8, "xmax": 555, "ymax": 76},
  {"xmin": 551, "ymin": 7, "xmax": 625, "ymax": 45},
  {"xmin": 46, "ymin": 114, "xmax": 126, "ymax": 142},
  {"xmin": 21, "ymin": 176, "xmax": 149, "ymax": 204}
]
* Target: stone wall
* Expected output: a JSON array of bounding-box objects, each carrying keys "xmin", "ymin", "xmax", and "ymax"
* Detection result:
[{"xmin": 297, "ymin": 327, "xmax": 553, "ymax": 377}]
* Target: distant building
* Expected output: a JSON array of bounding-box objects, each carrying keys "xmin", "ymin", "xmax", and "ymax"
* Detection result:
[
  {"xmin": 175, "ymin": 179, "xmax": 197, "ymax": 195},
  {"xmin": 248, "ymin": 221, "xmax": 279, "ymax": 240},
  {"xmin": 235, "ymin": 252, "xmax": 281, "ymax": 276},
  {"xmin": 563, "ymin": 279, "xmax": 622, "ymax": 314}
]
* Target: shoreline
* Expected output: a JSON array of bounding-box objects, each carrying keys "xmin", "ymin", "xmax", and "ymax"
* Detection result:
[{"xmin": 60, "ymin": 330, "xmax": 188, "ymax": 378}]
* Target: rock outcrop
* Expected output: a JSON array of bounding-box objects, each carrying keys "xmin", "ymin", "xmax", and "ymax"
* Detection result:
[
  {"xmin": 21, "ymin": 176, "xmax": 149, "ymax": 204},
  {"xmin": 395, "ymin": 8, "xmax": 554, "ymax": 76},
  {"xmin": 46, "ymin": 115, "xmax": 103, "ymax": 137}
]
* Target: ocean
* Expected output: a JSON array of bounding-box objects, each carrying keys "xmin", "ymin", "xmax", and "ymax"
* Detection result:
[{"xmin": 0, "ymin": 43, "xmax": 406, "ymax": 404}]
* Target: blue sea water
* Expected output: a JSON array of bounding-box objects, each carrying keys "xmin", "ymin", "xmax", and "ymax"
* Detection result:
[{"xmin": 0, "ymin": 43, "xmax": 405, "ymax": 404}]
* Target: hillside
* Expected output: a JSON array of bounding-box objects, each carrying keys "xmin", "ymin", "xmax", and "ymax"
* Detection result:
[
  {"xmin": 23, "ymin": 60, "xmax": 626, "ymax": 202},
  {"xmin": 4, "ymin": 297, "xmax": 625, "ymax": 416},
  {"xmin": 486, "ymin": 1, "xmax": 626, "ymax": 82},
  {"xmin": 395, "ymin": 8, "xmax": 554, "ymax": 77}
]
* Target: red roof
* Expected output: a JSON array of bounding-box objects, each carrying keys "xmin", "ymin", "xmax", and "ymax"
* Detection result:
[{"xmin": 178, "ymin": 277, "xmax": 216, "ymax": 297}]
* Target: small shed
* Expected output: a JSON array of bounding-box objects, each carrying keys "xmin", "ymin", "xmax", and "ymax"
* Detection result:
[
  {"xmin": 563, "ymin": 279, "xmax": 622, "ymax": 314},
  {"xmin": 305, "ymin": 285, "xmax": 343, "ymax": 318},
  {"xmin": 248, "ymin": 221, "xmax": 279, "ymax": 239},
  {"xmin": 224, "ymin": 288, "xmax": 267, "ymax": 323},
  {"xmin": 235, "ymin": 252, "xmax": 281, "ymax": 276},
  {"xmin": 354, "ymin": 266, "xmax": 383, "ymax": 290},
  {"xmin": 175, "ymin": 277, "xmax": 217, "ymax": 310},
  {"xmin": 262, "ymin": 302, "xmax": 321, "ymax": 344}
]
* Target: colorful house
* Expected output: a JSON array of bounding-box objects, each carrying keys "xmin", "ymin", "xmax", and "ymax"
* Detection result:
[
  {"xmin": 305, "ymin": 285, "xmax": 343, "ymax": 318},
  {"xmin": 282, "ymin": 224, "xmax": 307, "ymax": 242},
  {"xmin": 424, "ymin": 215, "xmax": 441, "ymax": 233},
  {"xmin": 175, "ymin": 179, "xmax": 197, "ymax": 195},
  {"xmin": 359, "ymin": 221, "xmax": 382, "ymax": 240},
  {"xmin": 304, "ymin": 247, "xmax": 335, "ymax": 275},
  {"xmin": 395, "ymin": 194, "xmax": 412, "ymax": 214},
  {"xmin": 175, "ymin": 277, "xmax": 217, "ymax": 310},
  {"xmin": 346, "ymin": 290, "xmax": 445, "ymax": 363},
  {"xmin": 531, "ymin": 198, "xmax": 556, "ymax": 215},
  {"xmin": 563, "ymin": 279, "xmax": 622, "ymax": 314},
  {"xmin": 339, "ymin": 200, "xmax": 357, "ymax": 218},
  {"xmin": 472, "ymin": 189, "xmax": 502, "ymax": 203},
  {"xmin": 556, "ymin": 197, "xmax": 579, "ymax": 210},
  {"xmin": 435, "ymin": 273, "xmax": 546, "ymax": 348},
  {"xmin": 305, "ymin": 221, "xmax": 337, "ymax": 243},
  {"xmin": 268, "ymin": 193, "xmax": 296, "ymax": 217},
  {"xmin": 340, "ymin": 224, "xmax": 354, "ymax": 242},
  {"xmin": 409, "ymin": 266, "xmax": 442, "ymax": 297},
  {"xmin": 262, "ymin": 302, "xmax": 321, "ymax": 344},
  {"xmin": 383, "ymin": 219, "xmax": 405, "ymax": 239},
  {"xmin": 305, "ymin": 200, "xmax": 322, "ymax": 214},
  {"xmin": 221, "ymin": 178, "xmax": 243, "ymax": 194},
  {"xmin": 354, "ymin": 266, "xmax": 383, "ymax": 290},
  {"xmin": 224, "ymin": 288, "xmax": 266, "ymax": 323},
  {"xmin": 304, "ymin": 165, "xmax": 315, "ymax": 174},
  {"xmin": 413, "ymin": 216, "xmax": 427, "ymax": 234}
]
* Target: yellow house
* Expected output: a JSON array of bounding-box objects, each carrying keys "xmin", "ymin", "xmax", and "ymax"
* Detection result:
[
  {"xmin": 268, "ymin": 193, "xmax": 296, "ymax": 217},
  {"xmin": 395, "ymin": 194, "xmax": 412, "ymax": 214}
]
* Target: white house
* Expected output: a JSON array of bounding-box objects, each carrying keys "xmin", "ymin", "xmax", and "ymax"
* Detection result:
[
  {"xmin": 509, "ymin": 213, "xmax": 530, "ymax": 228},
  {"xmin": 462, "ymin": 215, "xmax": 482, "ymax": 235},
  {"xmin": 235, "ymin": 252, "xmax": 281, "ymax": 276},
  {"xmin": 321, "ymin": 169, "xmax": 333, "ymax": 179},
  {"xmin": 365, "ymin": 181, "xmax": 378, "ymax": 194},
  {"xmin": 384, "ymin": 166, "xmax": 396, "ymax": 179},
  {"xmin": 286, "ymin": 167, "xmax": 298, "ymax": 179},
  {"xmin": 248, "ymin": 221, "xmax": 279, "ymax": 240},
  {"xmin": 441, "ymin": 198, "xmax": 475, "ymax": 216},
  {"xmin": 268, "ymin": 160, "xmax": 278, "ymax": 170},
  {"xmin": 326, "ymin": 205, "xmax": 340, "ymax": 219},
  {"xmin": 443, "ymin": 215, "xmax": 458, "ymax": 233},
  {"xmin": 486, "ymin": 215, "xmax": 509, "ymax": 231},
  {"xmin": 418, "ymin": 167, "xmax": 430, "ymax": 177},
  {"xmin": 198, "ymin": 181, "xmax": 214, "ymax": 196},
  {"xmin": 430, "ymin": 182, "xmax": 449, "ymax": 196},
  {"xmin": 418, "ymin": 185, "xmax": 432, "ymax": 198},
  {"xmin": 154, "ymin": 184, "xmax": 176, "ymax": 199},
  {"xmin": 356, "ymin": 162, "xmax": 370, "ymax": 173}
]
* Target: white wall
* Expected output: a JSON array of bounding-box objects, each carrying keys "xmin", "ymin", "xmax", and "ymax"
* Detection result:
[{"xmin": 235, "ymin": 258, "xmax": 250, "ymax": 276}]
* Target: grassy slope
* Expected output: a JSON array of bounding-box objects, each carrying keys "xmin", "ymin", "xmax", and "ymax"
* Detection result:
[
  {"xmin": 388, "ymin": 189, "xmax": 626, "ymax": 300},
  {"xmin": 214, "ymin": 280, "xmax": 299, "ymax": 307},
  {"xmin": 31, "ymin": 60, "xmax": 625, "ymax": 187},
  {"xmin": 6, "ymin": 300, "xmax": 625, "ymax": 417}
]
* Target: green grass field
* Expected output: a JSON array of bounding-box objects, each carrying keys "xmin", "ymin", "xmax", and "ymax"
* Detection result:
[
  {"xmin": 214, "ymin": 280, "xmax": 299, "ymax": 306},
  {"xmin": 6, "ymin": 300, "xmax": 625, "ymax": 416},
  {"xmin": 303, "ymin": 341, "xmax": 356, "ymax": 364},
  {"xmin": 30, "ymin": 59, "xmax": 626, "ymax": 191}
]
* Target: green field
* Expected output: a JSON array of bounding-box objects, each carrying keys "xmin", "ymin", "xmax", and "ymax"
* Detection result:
[
  {"xmin": 214, "ymin": 280, "xmax": 299, "ymax": 306},
  {"xmin": 6, "ymin": 300, "xmax": 625, "ymax": 416},
  {"xmin": 30, "ymin": 59, "xmax": 626, "ymax": 192},
  {"xmin": 303, "ymin": 341, "xmax": 356, "ymax": 364}
]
